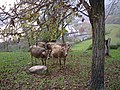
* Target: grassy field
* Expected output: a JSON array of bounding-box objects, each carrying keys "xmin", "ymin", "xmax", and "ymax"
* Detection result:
[
  {"xmin": 105, "ymin": 24, "xmax": 120, "ymax": 46},
  {"xmin": 0, "ymin": 40, "xmax": 120, "ymax": 90}
]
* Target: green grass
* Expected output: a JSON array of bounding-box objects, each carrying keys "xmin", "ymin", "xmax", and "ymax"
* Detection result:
[
  {"xmin": 0, "ymin": 51, "xmax": 91, "ymax": 90},
  {"xmin": 0, "ymin": 41, "xmax": 120, "ymax": 90},
  {"xmin": 72, "ymin": 40, "xmax": 92, "ymax": 51},
  {"xmin": 105, "ymin": 24, "xmax": 120, "ymax": 46}
]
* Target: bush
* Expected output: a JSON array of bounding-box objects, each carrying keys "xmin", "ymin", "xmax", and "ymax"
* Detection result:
[{"xmin": 0, "ymin": 40, "xmax": 29, "ymax": 52}]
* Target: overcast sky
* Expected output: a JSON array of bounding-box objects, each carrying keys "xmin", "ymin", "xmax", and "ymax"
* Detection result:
[
  {"xmin": 0, "ymin": 0, "xmax": 112, "ymax": 7},
  {"xmin": 0, "ymin": 0, "xmax": 15, "ymax": 6}
]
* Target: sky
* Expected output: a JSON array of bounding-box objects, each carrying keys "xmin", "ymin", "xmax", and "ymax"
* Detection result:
[
  {"xmin": 0, "ymin": 0, "xmax": 16, "ymax": 11},
  {"xmin": 0, "ymin": 0, "xmax": 15, "ymax": 6},
  {"xmin": 0, "ymin": 0, "xmax": 112, "ymax": 7},
  {"xmin": 0, "ymin": 0, "xmax": 112, "ymax": 26}
]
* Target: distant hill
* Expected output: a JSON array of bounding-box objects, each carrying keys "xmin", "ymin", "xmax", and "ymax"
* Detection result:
[
  {"xmin": 105, "ymin": 24, "xmax": 120, "ymax": 49},
  {"xmin": 106, "ymin": 15, "xmax": 120, "ymax": 24},
  {"xmin": 105, "ymin": 1, "xmax": 120, "ymax": 24}
]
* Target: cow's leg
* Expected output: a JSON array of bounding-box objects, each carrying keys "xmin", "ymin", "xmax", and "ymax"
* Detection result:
[
  {"xmin": 47, "ymin": 50, "xmax": 51, "ymax": 59},
  {"xmin": 31, "ymin": 55, "xmax": 34, "ymax": 65},
  {"xmin": 63, "ymin": 57, "xmax": 66, "ymax": 67},
  {"xmin": 56, "ymin": 57, "xmax": 59, "ymax": 64},
  {"xmin": 56, "ymin": 53, "xmax": 60, "ymax": 64},
  {"xmin": 44, "ymin": 58, "xmax": 47, "ymax": 66},
  {"xmin": 41, "ymin": 58, "xmax": 44, "ymax": 65},
  {"xmin": 51, "ymin": 54, "xmax": 55, "ymax": 65},
  {"xmin": 35, "ymin": 58, "xmax": 37, "ymax": 65},
  {"xmin": 58, "ymin": 57, "xmax": 61, "ymax": 68}
]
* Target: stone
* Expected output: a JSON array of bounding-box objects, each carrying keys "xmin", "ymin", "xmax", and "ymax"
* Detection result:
[{"xmin": 29, "ymin": 65, "xmax": 47, "ymax": 74}]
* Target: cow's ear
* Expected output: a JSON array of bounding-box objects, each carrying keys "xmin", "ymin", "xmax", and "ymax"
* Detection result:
[
  {"xmin": 62, "ymin": 47, "xmax": 66, "ymax": 51},
  {"xmin": 61, "ymin": 47, "xmax": 64, "ymax": 50}
]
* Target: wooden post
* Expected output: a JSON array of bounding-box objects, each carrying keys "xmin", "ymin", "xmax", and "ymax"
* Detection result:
[{"xmin": 105, "ymin": 38, "xmax": 111, "ymax": 56}]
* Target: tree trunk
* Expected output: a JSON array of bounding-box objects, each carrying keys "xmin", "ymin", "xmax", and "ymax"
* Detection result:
[
  {"xmin": 89, "ymin": 0, "xmax": 105, "ymax": 90},
  {"xmin": 61, "ymin": 19, "xmax": 65, "ymax": 43}
]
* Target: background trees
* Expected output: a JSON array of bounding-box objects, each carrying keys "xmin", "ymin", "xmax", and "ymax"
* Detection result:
[{"xmin": 0, "ymin": 0, "xmax": 75, "ymax": 45}]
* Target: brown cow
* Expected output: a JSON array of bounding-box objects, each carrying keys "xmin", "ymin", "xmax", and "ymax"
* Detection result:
[
  {"xmin": 29, "ymin": 45, "xmax": 48, "ymax": 66},
  {"xmin": 48, "ymin": 43, "xmax": 70, "ymax": 67}
]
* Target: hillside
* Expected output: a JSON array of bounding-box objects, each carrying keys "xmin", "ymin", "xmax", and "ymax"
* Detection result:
[
  {"xmin": 105, "ymin": 24, "xmax": 120, "ymax": 47},
  {"xmin": 86, "ymin": 24, "xmax": 120, "ymax": 50},
  {"xmin": 106, "ymin": 15, "xmax": 120, "ymax": 24},
  {"xmin": 105, "ymin": 1, "xmax": 120, "ymax": 24}
]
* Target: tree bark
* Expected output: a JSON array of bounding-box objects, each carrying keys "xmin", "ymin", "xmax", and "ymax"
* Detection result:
[{"xmin": 89, "ymin": 0, "xmax": 105, "ymax": 90}]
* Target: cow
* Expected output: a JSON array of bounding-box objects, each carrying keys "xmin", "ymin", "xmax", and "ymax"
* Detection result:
[
  {"xmin": 29, "ymin": 45, "xmax": 49, "ymax": 66},
  {"xmin": 47, "ymin": 42, "xmax": 70, "ymax": 68}
]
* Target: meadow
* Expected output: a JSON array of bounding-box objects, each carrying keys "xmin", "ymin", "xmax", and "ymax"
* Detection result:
[
  {"xmin": 0, "ymin": 40, "xmax": 120, "ymax": 90},
  {"xmin": 105, "ymin": 24, "xmax": 120, "ymax": 47}
]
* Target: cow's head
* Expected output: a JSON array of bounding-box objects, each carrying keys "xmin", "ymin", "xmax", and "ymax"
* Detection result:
[{"xmin": 62, "ymin": 44, "xmax": 70, "ymax": 57}]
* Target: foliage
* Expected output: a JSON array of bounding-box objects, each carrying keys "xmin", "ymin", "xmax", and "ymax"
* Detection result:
[{"xmin": 0, "ymin": 0, "xmax": 79, "ymax": 44}]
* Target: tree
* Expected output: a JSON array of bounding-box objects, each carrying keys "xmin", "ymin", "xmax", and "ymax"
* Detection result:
[
  {"xmin": 0, "ymin": 0, "xmax": 73, "ymax": 44},
  {"xmin": 67, "ymin": 0, "xmax": 106, "ymax": 89},
  {"xmin": 78, "ymin": 0, "xmax": 105, "ymax": 89},
  {"xmin": 89, "ymin": 1, "xmax": 105, "ymax": 89}
]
